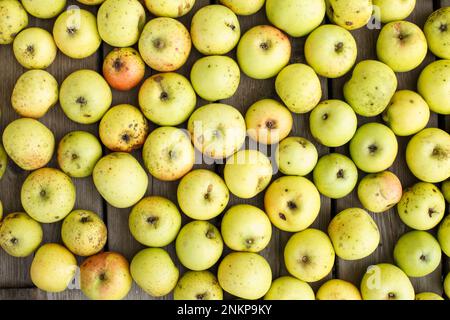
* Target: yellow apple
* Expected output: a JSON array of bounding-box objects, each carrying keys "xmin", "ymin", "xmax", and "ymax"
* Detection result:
[
  {"xmin": 316, "ymin": 279, "xmax": 362, "ymax": 300},
  {"xmin": 174, "ymin": 271, "xmax": 223, "ymax": 300},
  {"xmin": 264, "ymin": 276, "xmax": 315, "ymax": 300}
]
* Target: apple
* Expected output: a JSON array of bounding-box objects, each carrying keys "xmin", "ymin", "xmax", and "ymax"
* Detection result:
[
  {"xmin": 130, "ymin": 248, "xmax": 179, "ymax": 297},
  {"xmin": 93, "ymin": 152, "xmax": 148, "ymax": 208},
  {"xmin": 13, "ymin": 28, "xmax": 57, "ymax": 69},
  {"xmin": 0, "ymin": 212, "xmax": 42, "ymax": 257},
  {"xmin": 316, "ymin": 279, "xmax": 362, "ymax": 300},
  {"xmin": 397, "ymin": 182, "xmax": 445, "ymax": 231},
  {"xmin": 53, "ymin": 8, "xmax": 101, "ymax": 59},
  {"xmin": 11, "ymin": 70, "xmax": 58, "ymax": 118},
  {"xmin": 275, "ymin": 137, "xmax": 318, "ymax": 176},
  {"xmin": 344, "ymin": 60, "xmax": 397, "ymax": 117},
  {"xmin": 264, "ymin": 276, "xmax": 315, "ymax": 300},
  {"xmin": 221, "ymin": 204, "xmax": 272, "ymax": 253},
  {"xmin": 417, "ymin": 60, "xmax": 450, "ymax": 115},
  {"xmin": 438, "ymin": 215, "xmax": 450, "ymax": 257},
  {"xmin": 442, "ymin": 180, "xmax": 450, "ymax": 202},
  {"xmin": 2, "ymin": 118, "xmax": 54, "ymax": 170},
  {"xmin": 61, "ymin": 210, "xmax": 107, "ymax": 257},
  {"xmin": 80, "ymin": 252, "xmax": 132, "ymax": 300},
  {"xmin": 22, "ymin": 0, "xmax": 65, "ymax": 19},
  {"xmin": 103, "ymin": 48, "xmax": 145, "ymax": 91},
  {"xmin": 57, "ymin": 131, "xmax": 102, "ymax": 178},
  {"xmin": 266, "ymin": 0, "xmax": 325, "ymax": 37},
  {"xmin": 220, "ymin": 0, "xmax": 264, "ymax": 16},
  {"xmin": 218, "ymin": 252, "xmax": 272, "ymax": 300},
  {"xmin": 30, "ymin": 243, "xmax": 77, "ymax": 293},
  {"xmin": 224, "ymin": 149, "xmax": 273, "ymax": 199},
  {"xmin": 128, "ymin": 196, "xmax": 181, "ymax": 247},
  {"xmin": 60, "ymin": 70, "xmax": 112, "ymax": 124},
  {"xmin": 357, "ymin": 171, "xmax": 403, "ymax": 213},
  {"xmin": 77, "ymin": 0, "xmax": 105, "ymax": 4},
  {"xmin": 237, "ymin": 25, "xmax": 291, "ymax": 80},
  {"xmin": 191, "ymin": 5, "xmax": 240, "ymax": 55},
  {"xmin": 97, "ymin": 0, "xmax": 146, "ymax": 47},
  {"xmin": 350, "ymin": 123, "xmax": 398, "ymax": 173},
  {"xmin": 406, "ymin": 128, "xmax": 450, "ymax": 183},
  {"xmin": 0, "ymin": 143, "xmax": 6, "ymax": 180},
  {"xmin": 144, "ymin": 0, "xmax": 195, "ymax": 18},
  {"xmin": 424, "ymin": 7, "xmax": 450, "ymax": 59},
  {"xmin": 284, "ymin": 229, "xmax": 335, "ymax": 282},
  {"xmin": 326, "ymin": 0, "xmax": 372, "ymax": 30},
  {"xmin": 415, "ymin": 292, "xmax": 444, "ymax": 300},
  {"xmin": 445, "ymin": 273, "xmax": 450, "ymax": 299},
  {"xmin": 190, "ymin": 55, "xmax": 240, "ymax": 102},
  {"xmin": 0, "ymin": 0, "xmax": 28, "ymax": 44},
  {"xmin": 177, "ymin": 169, "xmax": 229, "ymax": 220},
  {"xmin": 360, "ymin": 263, "xmax": 415, "ymax": 300},
  {"xmin": 139, "ymin": 73, "xmax": 196, "ymax": 126},
  {"xmin": 275, "ymin": 63, "xmax": 321, "ymax": 114},
  {"xmin": 373, "ymin": 0, "xmax": 416, "ymax": 23},
  {"xmin": 175, "ymin": 221, "xmax": 223, "ymax": 271},
  {"xmin": 245, "ymin": 99, "xmax": 293, "ymax": 145},
  {"xmin": 305, "ymin": 24, "xmax": 357, "ymax": 78},
  {"xmin": 188, "ymin": 103, "xmax": 246, "ymax": 159},
  {"xmin": 139, "ymin": 17, "xmax": 191, "ymax": 72},
  {"xmin": 313, "ymin": 153, "xmax": 358, "ymax": 199},
  {"xmin": 174, "ymin": 271, "xmax": 223, "ymax": 300}
]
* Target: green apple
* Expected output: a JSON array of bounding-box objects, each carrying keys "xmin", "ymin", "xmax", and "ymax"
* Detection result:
[
  {"xmin": 176, "ymin": 221, "xmax": 223, "ymax": 271},
  {"xmin": 60, "ymin": 69, "xmax": 112, "ymax": 124},
  {"xmin": 0, "ymin": 143, "xmax": 6, "ymax": 180},
  {"xmin": 313, "ymin": 153, "xmax": 358, "ymax": 199},
  {"xmin": 445, "ymin": 273, "xmax": 450, "ymax": 299},
  {"xmin": 22, "ymin": 0, "xmax": 65, "ymax": 19},
  {"xmin": 177, "ymin": 169, "xmax": 229, "ymax": 220},
  {"xmin": 276, "ymin": 137, "xmax": 318, "ymax": 176},
  {"xmin": 220, "ymin": 0, "xmax": 264, "ymax": 15},
  {"xmin": 397, "ymin": 182, "xmax": 445, "ymax": 231},
  {"xmin": 53, "ymin": 8, "xmax": 101, "ymax": 59},
  {"xmin": 406, "ymin": 128, "xmax": 450, "ymax": 183},
  {"xmin": 442, "ymin": 180, "xmax": 450, "ymax": 202},
  {"xmin": 424, "ymin": 7, "xmax": 450, "ymax": 59},
  {"xmin": 344, "ymin": 60, "xmax": 397, "ymax": 117},
  {"xmin": 275, "ymin": 63, "xmax": 322, "ymax": 114},
  {"xmin": 415, "ymin": 292, "xmax": 444, "ymax": 300},
  {"xmin": 245, "ymin": 99, "xmax": 293, "ymax": 144},
  {"xmin": 0, "ymin": 212, "xmax": 42, "ymax": 257},
  {"xmin": 21, "ymin": 168, "xmax": 75, "ymax": 223},
  {"xmin": 326, "ymin": 0, "xmax": 372, "ymax": 30},
  {"xmin": 174, "ymin": 271, "xmax": 223, "ymax": 300},
  {"xmin": 93, "ymin": 152, "xmax": 148, "ymax": 208},
  {"xmin": 139, "ymin": 73, "xmax": 196, "ymax": 126},
  {"xmin": 305, "ymin": 24, "xmax": 357, "ymax": 78},
  {"xmin": 139, "ymin": 17, "xmax": 191, "ymax": 72},
  {"xmin": 188, "ymin": 103, "xmax": 246, "ymax": 159},
  {"xmin": 61, "ymin": 210, "xmax": 107, "ymax": 257},
  {"xmin": 418, "ymin": 60, "xmax": 450, "ymax": 115},
  {"xmin": 316, "ymin": 279, "xmax": 362, "ymax": 300},
  {"xmin": 144, "ymin": 0, "xmax": 195, "ymax": 18},
  {"xmin": 221, "ymin": 204, "xmax": 272, "ymax": 253},
  {"xmin": 360, "ymin": 263, "xmax": 415, "ymax": 300},
  {"xmin": 358, "ymin": 171, "xmax": 403, "ymax": 213},
  {"xmin": 373, "ymin": 0, "xmax": 416, "ymax": 23},
  {"xmin": 0, "ymin": 0, "xmax": 28, "ymax": 44},
  {"xmin": 218, "ymin": 252, "xmax": 272, "ymax": 300},
  {"xmin": 328, "ymin": 208, "xmax": 380, "ymax": 260},
  {"xmin": 190, "ymin": 55, "xmax": 240, "ymax": 102},
  {"xmin": 224, "ymin": 149, "xmax": 273, "ymax": 199},
  {"xmin": 80, "ymin": 252, "xmax": 132, "ymax": 300},
  {"xmin": 13, "ymin": 28, "xmax": 57, "ymax": 69},
  {"xmin": 309, "ymin": 100, "xmax": 357, "ymax": 147},
  {"xmin": 11, "ymin": 70, "xmax": 58, "ymax": 118},
  {"xmin": 237, "ymin": 25, "xmax": 291, "ymax": 80},
  {"xmin": 31, "ymin": 243, "xmax": 77, "ymax": 293},
  {"xmin": 97, "ymin": 0, "xmax": 145, "ymax": 47},
  {"xmin": 284, "ymin": 229, "xmax": 335, "ymax": 282},
  {"xmin": 264, "ymin": 276, "xmax": 315, "ymax": 300},
  {"xmin": 266, "ymin": 0, "xmax": 325, "ymax": 37},
  {"xmin": 191, "ymin": 5, "xmax": 240, "ymax": 55},
  {"xmin": 438, "ymin": 215, "xmax": 450, "ymax": 257},
  {"xmin": 129, "ymin": 196, "xmax": 181, "ymax": 247}
]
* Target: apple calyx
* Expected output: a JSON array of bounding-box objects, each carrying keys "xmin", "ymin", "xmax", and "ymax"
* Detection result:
[
  {"xmin": 287, "ymin": 201, "xmax": 297, "ymax": 210},
  {"xmin": 388, "ymin": 292, "xmax": 396, "ymax": 299},
  {"xmin": 259, "ymin": 42, "xmax": 270, "ymax": 51},
  {"xmin": 428, "ymin": 208, "xmax": 438, "ymax": 218},
  {"xmin": 245, "ymin": 238, "xmax": 254, "ymax": 247},
  {"xmin": 26, "ymin": 45, "xmax": 35, "ymax": 55},
  {"xmin": 10, "ymin": 237, "xmax": 18, "ymax": 245},
  {"xmin": 112, "ymin": 58, "xmax": 123, "ymax": 72},
  {"xmin": 80, "ymin": 216, "xmax": 91, "ymax": 224},
  {"xmin": 152, "ymin": 38, "xmax": 165, "ymax": 50},
  {"xmin": 196, "ymin": 292, "xmax": 207, "ymax": 300},
  {"xmin": 368, "ymin": 144, "xmax": 378, "ymax": 154},
  {"xmin": 160, "ymin": 91, "xmax": 169, "ymax": 101},
  {"xmin": 299, "ymin": 255, "xmax": 309, "ymax": 264},
  {"xmin": 265, "ymin": 120, "xmax": 277, "ymax": 129},
  {"xmin": 71, "ymin": 153, "xmax": 79, "ymax": 160},
  {"xmin": 225, "ymin": 22, "xmax": 236, "ymax": 31},
  {"xmin": 66, "ymin": 26, "xmax": 78, "ymax": 35},
  {"xmin": 76, "ymin": 96, "xmax": 88, "ymax": 107},
  {"xmin": 39, "ymin": 189, "xmax": 47, "ymax": 198},
  {"xmin": 335, "ymin": 42, "xmax": 344, "ymax": 53},
  {"xmin": 322, "ymin": 113, "xmax": 329, "ymax": 120},
  {"xmin": 205, "ymin": 228, "xmax": 216, "ymax": 239},
  {"xmin": 419, "ymin": 254, "xmax": 427, "ymax": 262},
  {"xmin": 98, "ymin": 273, "xmax": 107, "ymax": 281},
  {"xmin": 440, "ymin": 23, "xmax": 448, "ymax": 32},
  {"xmin": 336, "ymin": 169, "xmax": 345, "ymax": 179},
  {"xmin": 121, "ymin": 133, "xmax": 131, "ymax": 143},
  {"xmin": 146, "ymin": 216, "xmax": 158, "ymax": 225}
]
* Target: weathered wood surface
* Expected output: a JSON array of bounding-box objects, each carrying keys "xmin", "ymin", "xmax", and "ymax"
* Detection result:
[{"xmin": 0, "ymin": 0, "xmax": 448, "ymax": 299}]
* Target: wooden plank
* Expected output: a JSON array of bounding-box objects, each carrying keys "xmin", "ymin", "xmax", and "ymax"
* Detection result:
[{"xmin": 0, "ymin": 288, "xmax": 46, "ymax": 300}]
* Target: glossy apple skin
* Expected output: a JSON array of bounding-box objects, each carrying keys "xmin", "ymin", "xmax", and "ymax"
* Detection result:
[{"xmin": 103, "ymin": 48, "xmax": 145, "ymax": 91}]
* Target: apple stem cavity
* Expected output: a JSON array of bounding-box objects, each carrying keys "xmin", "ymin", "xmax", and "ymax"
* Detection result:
[
  {"xmin": 225, "ymin": 22, "xmax": 236, "ymax": 31},
  {"xmin": 205, "ymin": 228, "xmax": 215, "ymax": 239},
  {"xmin": 368, "ymin": 144, "xmax": 378, "ymax": 154},
  {"xmin": 10, "ymin": 237, "xmax": 18, "ymax": 245},
  {"xmin": 146, "ymin": 216, "xmax": 158, "ymax": 225},
  {"xmin": 153, "ymin": 38, "xmax": 165, "ymax": 49},
  {"xmin": 287, "ymin": 201, "xmax": 297, "ymax": 210},
  {"xmin": 440, "ymin": 23, "xmax": 448, "ymax": 32},
  {"xmin": 388, "ymin": 292, "xmax": 396, "ymax": 299},
  {"xmin": 80, "ymin": 216, "xmax": 91, "ymax": 224},
  {"xmin": 121, "ymin": 133, "xmax": 130, "ymax": 143},
  {"xmin": 265, "ymin": 120, "xmax": 276, "ymax": 129},
  {"xmin": 260, "ymin": 42, "xmax": 270, "ymax": 51},
  {"xmin": 336, "ymin": 169, "xmax": 345, "ymax": 179},
  {"xmin": 160, "ymin": 91, "xmax": 169, "ymax": 101},
  {"xmin": 113, "ymin": 58, "xmax": 123, "ymax": 72},
  {"xmin": 66, "ymin": 26, "xmax": 77, "ymax": 35},
  {"xmin": 26, "ymin": 45, "xmax": 34, "ymax": 55},
  {"xmin": 76, "ymin": 96, "xmax": 87, "ymax": 107},
  {"xmin": 196, "ymin": 293, "xmax": 207, "ymax": 300},
  {"xmin": 334, "ymin": 42, "xmax": 344, "ymax": 53}
]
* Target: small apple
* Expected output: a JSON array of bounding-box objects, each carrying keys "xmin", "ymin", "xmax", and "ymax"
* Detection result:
[
  {"xmin": 326, "ymin": 0, "xmax": 372, "ymax": 30},
  {"xmin": 177, "ymin": 169, "xmax": 229, "ymax": 220},
  {"xmin": 11, "ymin": 70, "xmax": 58, "ymax": 118},
  {"xmin": 176, "ymin": 221, "xmax": 223, "ymax": 271},
  {"xmin": 316, "ymin": 279, "xmax": 362, "ymax": 300},
  {"xmin": 275, "ymin": 63, "xmax": 322, "ymax": 114},
  {"xmin": 444, "ymin": 273, "xmax": 450, "ymax": 299},
  {"xmin": 264, "ymin": 276, "xmax": 315, "ymax": 300},
  {"xmin": 438, "ymin": 215, "xmax": 450, "ymax": 257},
  {"xmin": 128, "ymin": 196, "xmax": 181, "ymax": 247},
  {"xmin": 275, "ymin": 137, "xmax": 318, "ymax": 176},
  {"xmin": 13, "ymin": 27, "xmax": 57, "ymax": 69},
  {"xmin": 305, "ymin": 24, "xmax": 357, "ymax": 78},
  {"xmin": 442, "ymin": 180, "xmax": 450, "ymax": 202},
  {"xmin": 373, "ymin": 0, "xmax": 416, "ymax": 23},
  {"xmin": 0, "ymin": 143, "xmax": 6, "ymax": 180},
  {"xmin": 0, "ymin": 212, "xmax": 42, "ymax": 257},
  {"xmin": 174, "ymin": 271, "xmax": 223, "ymax": 300},
  {"xmin": 22, "ymin": 0, "xmax": 65, "ymax": 19},
  {"xmin": 237, "ymin": 25, "xmax": 291, "ymax": 80},
  {"xmin": 218, "ymin": 252, "xmax": 272, "ymax": 300},
  {"xmin": 424, "ymin": 7, "xmax": 450, "ymax": 59},
  {"xmin": 103, "ymin": 47, "xmax": 145, "ymax": 91},
  {"xmin": 415, "ymin": 292, "xmax": 444, "ymax": 300},
  {"xmin": 0, "ymin": 0, "xmax": 28, "ymax": 44},
  {"xmin": 418, "ymin": 60, "xmax": 450, "ymax": 115},
  {"xmin": 220, "ymin": 0, "xmax": 264, "ymax": 16},
  {"xmin": 144, "ymin": 0, "xmax": 195, "ymax": 18},
  {"xmin": 397, "ymin": 182, "xmax": 445, "ymax": 231}
]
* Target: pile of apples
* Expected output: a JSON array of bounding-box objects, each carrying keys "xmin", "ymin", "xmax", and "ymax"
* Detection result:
[{"xmin": 0, "ymin": 0, "xmax": 449, "ymax": 301}]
